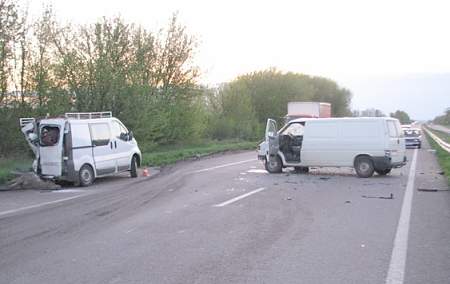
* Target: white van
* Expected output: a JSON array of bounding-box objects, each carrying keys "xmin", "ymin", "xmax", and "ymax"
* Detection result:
[
  {"xmin": 20, "ymin": 112, "xmax": 142, "ymax": 186},
  {"xmin": 257, "ymin": 117, "xmax": 406, "ymax": 177}
]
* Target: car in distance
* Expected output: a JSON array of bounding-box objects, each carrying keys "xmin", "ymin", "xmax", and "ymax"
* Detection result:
[{"xmin": 403, "ymin": 128, "xmax": 422, "ymax": 148}]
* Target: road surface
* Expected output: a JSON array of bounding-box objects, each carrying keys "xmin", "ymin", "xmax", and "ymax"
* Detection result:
[{"xmin": 0, "ymin": 139, "xmax": 449, "ymax": 284}]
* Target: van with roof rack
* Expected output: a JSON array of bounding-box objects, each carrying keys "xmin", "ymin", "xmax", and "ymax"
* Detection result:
[{"xmin": 20, "ymin": 112, "xmax": 142, "ymax": 186}]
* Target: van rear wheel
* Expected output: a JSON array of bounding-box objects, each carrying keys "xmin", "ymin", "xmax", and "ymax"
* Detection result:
[
  {"xmin": 79, "ymin": 164, "xmax": 94, "ymax": 187},
  {"xmin": 265, "ymin": 156, "xmax": 282, "ymax": 173},
  {"xmin": 354, "ymin": 156, "xmax": 374, "ymax": 178}
]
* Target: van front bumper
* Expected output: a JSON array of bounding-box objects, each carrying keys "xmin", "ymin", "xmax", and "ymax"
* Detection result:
[{"xmin": 373, "ymin": 156, "xmax": 407, "ymax": 170}]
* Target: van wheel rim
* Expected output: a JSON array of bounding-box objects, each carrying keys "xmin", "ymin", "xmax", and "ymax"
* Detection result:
[
  {"xmin": 359, "ymin": 162, "xmax": 370, "ymax": 172},
  {"xmin": 81, "ymin": 170, "xmax": 91, "ymax": 182}
]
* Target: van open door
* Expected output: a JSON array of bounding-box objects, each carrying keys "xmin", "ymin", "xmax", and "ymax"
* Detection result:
[
  {"xmin": 38, "ymin": 123, "xmax": 64, "ymax": 177},
  {"xmin": 264, "ymin": 119, "xmax": 283, "ymax": 173},
  {"xmin": 266, "ymin": 119, "xmax": 279, "ymax": 156}
]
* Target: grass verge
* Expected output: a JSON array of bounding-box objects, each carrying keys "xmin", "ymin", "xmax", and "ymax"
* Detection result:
[
  {"xmin": 425, "ymin": 132, "xmax": 450, "ymax": 185},
  {"xmin": 0, "ymin": 158, "xmax": 32, "ymax": 185},
  {"xmin": 141, "ymin": 140, "xmax": 257, "ymax": 167}
]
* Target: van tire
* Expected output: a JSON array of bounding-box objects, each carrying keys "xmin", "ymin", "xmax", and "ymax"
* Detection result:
[
  {"xmin": 130, "ymin": 155, "xmax": 138, "ymax": 178},
  {"xmin": 354, "ymin": 156, "xmax": 375, "ymax": 178},
  {"xmin": 375, "ymin": 168, "xmax": 391, "ymax": 175},
  {"xmin": 79, "ymin": 164, "xmax": 94, "ymax": 186},
  {"xmin": 265, "ymin": 156, "xmax": 282, "ymax": 173}
]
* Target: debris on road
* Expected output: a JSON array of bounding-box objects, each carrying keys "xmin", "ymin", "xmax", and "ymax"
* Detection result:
[
  {"xmin": 319, "ymin": 177, "xmax": 330, "ymax": 180},
  {"xmin": 345, "ymin": 200, "xmax": 351, "ymax": 204},
  {"xmin": 361, "ymin": 193, "xmax": 394, "ymax": 199},
  {"xmin": 286, "ymin": 197, "xmax": 292, "ymax": 200},
  {"xmin": 418, "ymin": 188, "xmax": 449, "ymax": 192},
  {"xmin": 7, "ymin": 172, "xmax": 61, "ymax": 190}
]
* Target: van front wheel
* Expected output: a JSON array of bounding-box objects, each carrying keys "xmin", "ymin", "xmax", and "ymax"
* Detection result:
[
  {"xmin": 375, "ymin": 168, "xmax": 391, "ymax": 175},
  {"xmin": 130, "ymin": 155, "xmax": 138, "ymax": 178},
  {"xmin": 354, "ymin": 156, "xmax": 374, "ymax": 178},
  {"xmin": 265, "ymin": 156, "xmax": 282, "ymax": 173}
]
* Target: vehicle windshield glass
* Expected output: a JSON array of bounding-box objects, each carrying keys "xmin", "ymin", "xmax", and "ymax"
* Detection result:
[
  {"xmin": 40, "ymin": 125, "xmax": 60, "ymax": 146},
  {"xmin": 281, "ymin": 123, "xmax": 304, "ymax": 136},
  {"xmin": 404, "ymin": 129, "xmax": 421, "ymax": 137}
]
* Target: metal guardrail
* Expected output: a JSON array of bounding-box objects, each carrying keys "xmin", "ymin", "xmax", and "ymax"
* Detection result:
[{"xmin": 423, "ymin": 126, "xmax": 450, "ymax": 153}]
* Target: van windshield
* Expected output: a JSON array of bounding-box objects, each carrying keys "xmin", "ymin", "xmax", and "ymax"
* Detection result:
[{"xmin": 40, "ymin": 125, "xmax": 60, "ymax": 146}]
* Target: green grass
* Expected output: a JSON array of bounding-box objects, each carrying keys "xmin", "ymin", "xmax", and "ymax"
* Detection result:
[
  {"xmin": 425, "ymin": 132, "xmax": 450, "ymax": 185},
  {"xmin": 0, "ymin": 158, "xmax": 32, "ymax": 185},
  {"xmin": 141, "ymin": 140, "xmax": 257, "ymax": 167}
]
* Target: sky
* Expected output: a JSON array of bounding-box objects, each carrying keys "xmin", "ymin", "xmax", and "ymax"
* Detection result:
[{"xmin": 26, "ymin": 0, "xmax": 450, "ymax": 120}]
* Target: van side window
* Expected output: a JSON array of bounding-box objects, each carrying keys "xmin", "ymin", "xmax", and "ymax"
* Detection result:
[
  {"xmin": 387, "ymin": 121, "xmax": 398, "ymax": 137},
  {"xmin": 90, "ymin": 123, "xmax": 110, "ymax": 146},
  {"xmin": 111, "ymin": 121, "xmax": 128, "ymax": 141},
  {"xmin": 40, "ymin": 125, "xmax": 60, "ymax": 146}
]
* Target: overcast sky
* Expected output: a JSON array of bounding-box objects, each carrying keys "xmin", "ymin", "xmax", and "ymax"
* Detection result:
[{"xmin": 27, "ymin": 0, "xmax": 450, "ymax": 120}]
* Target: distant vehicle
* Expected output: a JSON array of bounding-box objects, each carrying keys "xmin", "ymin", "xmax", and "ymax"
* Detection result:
[
  {"xmin": 257, "ymin": 117, "xmax": 407, "ymax": 178},
  {"xmin": 403, "ymin": 128, "xmax": 422, "ymax": 148},
  {"xmin": 20, "ymin": 112, "xmax": 142, "ymax": 186},
  {"xmin": 285, "ymin": 102, "xmax": 331, "ymax": 122},
  {"xmin": 401, "ymin": 124, "xmax": 412, "ymax": 129}
]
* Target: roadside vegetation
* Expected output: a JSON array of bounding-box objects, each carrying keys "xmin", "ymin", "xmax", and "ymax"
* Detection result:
[
  {"xmin": 433, "ymin": 108, "xmax": 450, "ymax": 127},
  {"xmin": 0, "ymin": 0, "xmax": 352, "ymax": 183},
  {"xmin": 425, "ymin": 131, "xmax": 450, "ymax": 185}
]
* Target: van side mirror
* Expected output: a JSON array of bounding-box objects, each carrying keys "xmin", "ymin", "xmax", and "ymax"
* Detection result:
[{"xmin": 128, "ymin": 131, "xmax": 134, "ymax": 141}]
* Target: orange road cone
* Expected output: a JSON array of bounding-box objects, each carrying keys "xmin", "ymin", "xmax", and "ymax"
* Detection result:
[{"xmin": 143, "ymin": 168, "xmax": 149, "ymax": 177}]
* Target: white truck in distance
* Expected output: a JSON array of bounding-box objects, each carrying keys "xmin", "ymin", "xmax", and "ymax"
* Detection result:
[
  {"xmin": 257, "ymin": 117, "xmax": 407, "ymax": 178},
  {"xmin": 285, "ymin": 102, "xmax": 331, "ymax": 122},
  {"xmin": 20, "ymin": 112, "xmax": 142, "ymax": 186}
]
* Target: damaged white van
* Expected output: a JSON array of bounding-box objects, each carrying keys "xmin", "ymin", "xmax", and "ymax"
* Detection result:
[
  {"xmin": 257, "ymin": 117, "xmax": 406, "ymax": 178},
  {"xmin": 20, "ymin": 112, "xmax": 142, "ymax": 186}
]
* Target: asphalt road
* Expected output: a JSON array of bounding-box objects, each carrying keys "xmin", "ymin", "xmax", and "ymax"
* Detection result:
[{"xmin": 0, "ymin": 139, "xmax": 449, "ymax": 284}]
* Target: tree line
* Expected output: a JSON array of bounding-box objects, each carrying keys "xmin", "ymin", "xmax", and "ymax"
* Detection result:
[{"xmin": 0, "ymin": 0, "xmax": 353, "ymax": 157}]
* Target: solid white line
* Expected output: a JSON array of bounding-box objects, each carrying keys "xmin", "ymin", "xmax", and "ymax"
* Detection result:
[
  {"xmin": 192, "ymin": 159, "xmax": 256, "ymax": 173},
  {"xmin": 386, "ymin": 149, "xmax": 418, "ymax": 284},
  {"xmin": 0, "ymin": 194, "xmax": 85, "ymax": 218},
  {"xmin": 213, "ymin": 187, "xmax": 265, "ymax": 207}
]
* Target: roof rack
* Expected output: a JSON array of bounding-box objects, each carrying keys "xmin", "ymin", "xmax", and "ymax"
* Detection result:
[
  {"xmin": 65, "ymin": 112, "xmax": 112, "ymax": 119},
  {"xmin": 19, "ymin": 117, "xmax": 36, "ymax": 128}
]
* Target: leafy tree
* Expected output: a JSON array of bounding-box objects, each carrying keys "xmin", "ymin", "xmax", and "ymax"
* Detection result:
[{"xmin": 390, "ymin": 110, "xmax": 411, "ymax": 124}]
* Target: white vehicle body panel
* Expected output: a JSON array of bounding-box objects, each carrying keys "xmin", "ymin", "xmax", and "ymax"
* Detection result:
[
  {"xmin": 258, "ymin": 117, "xmax": 406, "ymax": 170},
  {"xmin": 20, "ymin": 113, "xmax": 142, "ymax": 183}
]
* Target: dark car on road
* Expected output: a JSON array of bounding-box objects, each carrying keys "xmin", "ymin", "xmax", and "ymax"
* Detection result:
[{"xmin": 403, "ymin": 128, "xmax": 422, "ymax": 148}]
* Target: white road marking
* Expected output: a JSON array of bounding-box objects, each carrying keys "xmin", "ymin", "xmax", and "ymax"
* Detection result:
[
  {"xmin": 192, "ymin": 159, "xmax": 256, "ymax": 173},
  {"xmin": 247, "ymin": 169, "xmax": 267, "ymax": 173},
  {"xmin": 213, "ymin": 187, "xmax": 265, "ymax": 207},
  {"xmin": 0, "ymin": 194, "xmax": 85, "ymax": 218},
  {"xmin": 386, "ymin": 149, "xmax": 418, "ymax": 284}
]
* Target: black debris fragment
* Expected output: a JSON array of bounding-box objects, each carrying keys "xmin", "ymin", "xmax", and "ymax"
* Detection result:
[
  {"xmin": 319, "ymin": 177, "xmax": 330, "ymax": 180},
  {"xmin": 361, "ymin": 193, "xmax": 394, "ymax": 199},
  {"xmin": 418, "ymin": 188, "xmax": 449, "ymax": 192}
]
